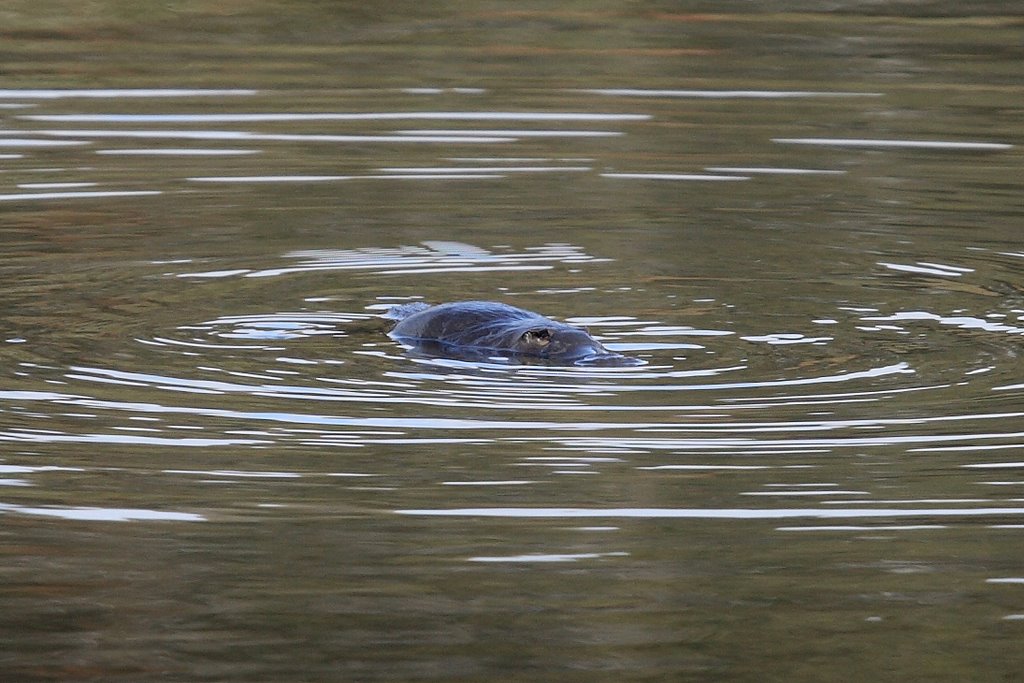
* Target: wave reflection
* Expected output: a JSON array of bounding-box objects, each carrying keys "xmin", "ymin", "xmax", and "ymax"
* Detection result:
[
  {"xmin": 0, "ymin": 502, "xmax": 205, "ymax": 522},
  {"xmin": 23, "ymin": 111, "xmax": 650, "ymax": 123},
  {"xmin": 774, "ymin": 137, "xmax": 1013, "ymax": 151},
  {"xmin": 396, "ymin": 507, "xmax": 1024, "ymax": 520},
  {"xmin": 175, "ymin": 242, "xmax": 610, "ymax": 279},
  {"xmin": 579, "ymin": 89, "xmax": 883, "ymax": 98}
]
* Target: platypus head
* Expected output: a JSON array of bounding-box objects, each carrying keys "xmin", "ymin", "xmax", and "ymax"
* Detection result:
[{"xmin": 514, "ymin": 325, "xmax": 641, "ymax": 366}]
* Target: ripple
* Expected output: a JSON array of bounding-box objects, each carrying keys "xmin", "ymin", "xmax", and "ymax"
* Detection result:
[
  {"xmin": 0, "ymin": 464, "xmax": 83, "ymax": 474},
  {"xmin": 1, "ymin": 89, "xmax": 256, "ymax": 99},
  {"xmin": 188, "ymin": 174, "xmax": 505, "ymax": 183},
  {"xmin": 579, "ymin": 89, "xmax": 882, "ymax": 98},
  {"xmin": 196, "ymin": 312, "xmax": 364, "ymax": 341},
  {"xmin": 445, "ymin": 156, "xmax": 594, "ymax": 163},
  {"xmin": 741, "ymin": 490, "xmax": 868, "ymax": 497},
  {"xmin": 879, "ymin": 261, "xmax": 975, "ymax": 277},
  {"xmin": 7, "ymin": 358, "xmax": 1015, "ymax": 456},
  {"xmin": 861, "ymin": 311, "xmax": 1024, "ymax": 335},
  {"xmin": 401, "ymin": 87, "xmax": 486, "ymax": 95},
  {"xmin": 32, "ymin": 129, "xmax": 515, "ymax": 144},
  {"xmin": 0, "ymin": 138, "xmax": 91, "ymax": 148},
  {"xmin": 17, "ymin": 182, "xmax": 97, "ymax": 189},
  {"xmin": 96, "ymin": 148, "xmax": 260, "ymax": 156},
  {"xmin": 393, "ymin": 129, "xmax": 621, "ymax": 138},
  {"xmin": 0, "ymin": 429, "xmax": 269, "ymax": 447},
  {"xmin": 22, "ymin": 111, "xmax": 650, "ymax": 122},
  {"xmin": 601, "ymin": 172, "xmax": 750, "ymax": 181},
  {"xmin": 468, "ymin": 551, "xmax": 628, "ymax": 562},
  {"xmin": 175, "ymin": 242, "xmax": 611, "ymax": 279},
  {"xmin": 0, "ymin": 502, "xmax": 204, "ymax": 522},
  {"xmin": 777, "ymin": 525, "xmax": 947, "ymax": 532},
  {"xmin": 705, "ymin": 167, "xmax": 846, "ymax": 175},
  {"xmin": 740, "ymin": 333, "xmax": 833, "ymax": 345},
  {"xmin": 396, "ymin": 507, "xmax": 1024, "ymax": 520},
  {"xmin": 442, "ymin": 480, "xmax": 538, "ymax": 486},
  {"xmin": 773, "ymin": 137, "xmax": 1013, "ymax": 151},
  {"xmin": 376, "ymin": 165, "xmax": 591, "ymax": 173},
  {"xmin": 164, "ymin": 469, "xmax": 300, "ymax": 479},
  {"xmin": 0, "ymin": 190, "xmax": 162, "ymax": 202}
]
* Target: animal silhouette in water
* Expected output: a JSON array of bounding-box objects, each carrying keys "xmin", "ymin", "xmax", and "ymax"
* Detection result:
[{"xmin": 385, "ymin": 301, "xmax": 642, "ymax": 366}]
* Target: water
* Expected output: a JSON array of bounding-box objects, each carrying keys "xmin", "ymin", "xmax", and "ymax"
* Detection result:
[{"xmin": 2, "ymin": 4, "xmax": 1023, "ymax": 681}]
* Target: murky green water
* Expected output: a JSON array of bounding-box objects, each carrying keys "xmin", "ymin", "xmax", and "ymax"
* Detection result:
[{"xmin": 2, "ymin": 3, "xmax": 1023, "ymax": 681}]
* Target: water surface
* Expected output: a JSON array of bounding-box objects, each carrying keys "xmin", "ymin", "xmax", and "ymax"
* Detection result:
[{"xmin": 2, "ymin": 4, "xmax": 1023, "ymax": 681}]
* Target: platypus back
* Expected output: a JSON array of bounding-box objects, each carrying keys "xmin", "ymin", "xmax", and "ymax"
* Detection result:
[{"xmin": 384, "ymin": 300, "xmax": 643, "ymax": 366}]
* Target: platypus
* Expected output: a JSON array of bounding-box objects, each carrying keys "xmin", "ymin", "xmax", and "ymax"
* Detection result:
[{"xmin": 385, "ymin": 300, "xmax": 641, "ymax": 366}]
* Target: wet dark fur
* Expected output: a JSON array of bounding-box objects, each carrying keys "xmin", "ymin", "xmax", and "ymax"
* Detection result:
[{"xmin": 386, "ymin": 301, "xmax": 639, "ymax": 365}]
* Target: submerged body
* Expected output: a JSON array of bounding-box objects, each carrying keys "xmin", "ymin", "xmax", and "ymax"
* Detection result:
[{"xmin": 386, "ymin": 301, "xmax": 641, "ymax": 366}]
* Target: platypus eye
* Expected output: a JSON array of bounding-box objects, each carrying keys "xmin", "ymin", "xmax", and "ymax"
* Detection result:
[{"xmin": 522, "ymin": 328, "xmax": 551, "ymax": 346}]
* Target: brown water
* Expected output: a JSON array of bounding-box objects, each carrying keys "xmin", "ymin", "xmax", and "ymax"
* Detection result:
[{"xmin": 2, "ymin": 4, "xmax": 1024, "ymax": 681}]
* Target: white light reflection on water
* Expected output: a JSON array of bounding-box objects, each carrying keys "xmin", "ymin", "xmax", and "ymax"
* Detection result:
[
  {"xmin": 600, "ymin": 172, "xmax": 750, "ymax": 181},
  {"xmin": 377, "ymin": 166, "xmax": 591, "ymax": 173},
  {"xmin": 22, "ymin": 111, "xmax": 650, "ymax": 122},
  {"xmin": 861, "ymin": 311, "xmax": 1024, "ymax": 335},
  {"xmin": 164, "ymin": 469, "xmax": 303, "ymax": 479},
  {"xmin": 741, "ymin": 490, "xmax": 868, "ymax": 497},
  {"xmin": 468, "ymin": 552, "xmax": 629, "ymax": 563},
  {"xmin": 139, "ymin": 337, "xmax": 270, "ymax": 351},
  {"xmin": 774, "ymin": 137, "xmax": 1013, "ymax": 151},
  {"xmin": 0, "ymin": 429, "xmax": 269, "ymax": 447},
  {"xmin": 17, "ymin": 182, "xmax": 97, "ymax": 189},
  {"xmin": 195, "ymin": 312, "xmax": 365, "ymax": 341},
  {"xmin": 0, "ymin": 138, "xmax": 90, "ymax": 148},
  {"xmin": 177, "ymin": 242, "xmax": 610, "ymax": 279},
  {"xmin": 32, "ymin": 129, "xmax": 516, "ymax": 144},
  {"xmin": 5, "ymin": 372, "xmax": 1024, "ymax": 453},
  {"xmin": 878, "ymin": 261, "xmax": 975, "ymax": 277},
  {"xmin": 638, "ymin": 465, "xmax": 772, "ymax": 471},
  {"xmin": 0, "ymin": 190, "xmax": 162, "ymax": 202},
  {"xmin": 579, "ymin": 89, "xmax": 882, "ymax": 98},
  {"xmin": 445, "ymin": 156, "xmax": 594, "ymax": 163},
  {"xmin": 401, "ymin": 87, "xmax": 486, "ymax": 95},
  {"xmin": 0, "ymin": 502, "xmax": 205, "ymax": 522},
  {"xmin": 396, "ymin": 507, "xmax": 1024, "ymax": 520},
  {"xmin": 524, "ymin": 427, "xmax": 1024, "ymax": 451},
  {"xmin": 705, "ymin": 167, "xmax": 847, "ymax": 175},
  {"xmin": 188, "ymin": 174, "xmax": 506, "ymax": 183},
  {"xmin": 0, "ymin": 89, "xmax": 256, "ymax": 98},
  {"xmin": 442, "ymin": 480, "xmax": 538, "ymax": 486},
  {"xmin": 0, "ymin": 464, "xmax": 83, "ymax": 475},
  {"xmin": 818, "ymin": 498, "xmax": 994, "ymax": 505},
  {"xmin": 96, "ymin": 148, "xmax": 261, "ymax": 156},
  {"xmin": 394, "ymin": 129, "xmax": 622, "ymax": 138},
  {"xmin": 739, "ymin": 333, "xmax": 833, "ymax": 345},
  {"xmin": 777, "ymin": 525, "xmax": 948, "ymax": 532},
  {"xmin": 53, "ymin": 361, "xmax": 926, "ymax": 414}
]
